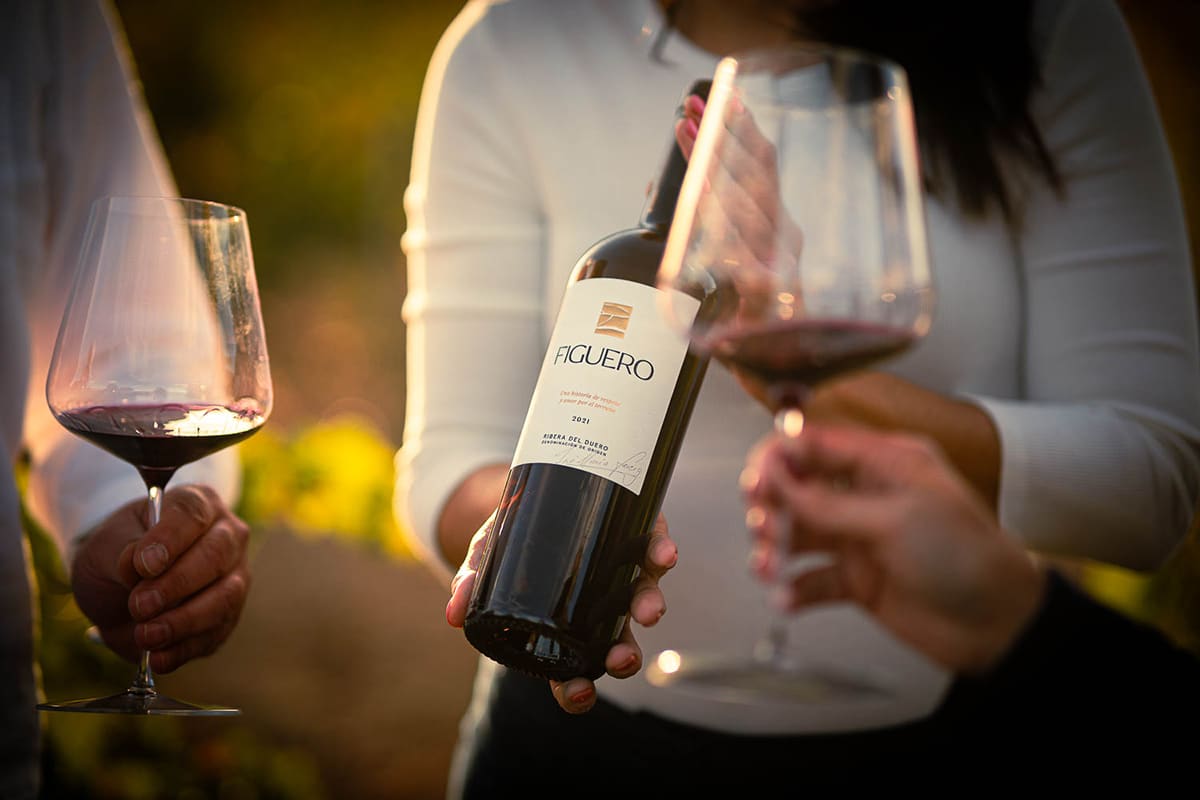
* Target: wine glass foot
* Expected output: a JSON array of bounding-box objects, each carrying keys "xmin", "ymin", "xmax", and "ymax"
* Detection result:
[
  {"xmin": 646, "ymin": 650, "xmax": 888, "ymax": 705},
  {"xmin": 38, "ymin": 689, "xmax": 240, "ymax": 716}
]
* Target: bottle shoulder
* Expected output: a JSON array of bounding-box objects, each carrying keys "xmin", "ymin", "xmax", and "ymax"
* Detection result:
[{"xmin": 571, "ymin": 226, "xmax": 669, "ymax": 285}]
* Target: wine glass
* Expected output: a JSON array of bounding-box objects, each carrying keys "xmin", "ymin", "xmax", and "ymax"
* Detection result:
[
  {"xmin": 649, "ymin": 45, "xmax": 935, "ymax": 703},
  {"xmin": 40, "ymin": 196, "xmax": 271, "ymax": 715}
]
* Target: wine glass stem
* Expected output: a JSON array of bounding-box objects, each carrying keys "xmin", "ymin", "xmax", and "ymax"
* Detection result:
[
  {"xmin": 757, "ymin": 403, "xmax": 806, "ymax": 664},
  {"xmin": 132, "ymin": 485, "xmax": 163, "ymax": 694}
]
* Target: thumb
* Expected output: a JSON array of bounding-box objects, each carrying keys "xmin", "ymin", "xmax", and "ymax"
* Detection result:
[
  {"xmin": 115, "ymin": 539, "xmax": 141, "ymax": 590},
  {"xmin": 446, "ymin": 570, "xmax": 475, "ymax": 628},
  {"xmin": 72, "ymin": 499, "xmax": 146, "ymax": 590}
]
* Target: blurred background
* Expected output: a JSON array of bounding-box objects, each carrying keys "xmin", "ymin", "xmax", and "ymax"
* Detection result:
[{"xmin": 28, "ymin": 1, "xmax": 1200, "ymax": 798}]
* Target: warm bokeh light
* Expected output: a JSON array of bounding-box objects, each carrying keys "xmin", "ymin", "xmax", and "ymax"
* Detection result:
[{"xmin": 656, "ymin": 649, "xmax": 682, "ymax": 676}]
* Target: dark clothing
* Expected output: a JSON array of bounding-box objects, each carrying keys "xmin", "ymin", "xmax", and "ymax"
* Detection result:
[{"xmin": 456, "ymin": 573, "xmax": 1198, "ymax": 796}]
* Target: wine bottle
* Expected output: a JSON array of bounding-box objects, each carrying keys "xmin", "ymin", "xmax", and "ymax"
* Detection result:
[{"xmin": 463, "ymin": 80, "xmax": 713, "ymax": 681}]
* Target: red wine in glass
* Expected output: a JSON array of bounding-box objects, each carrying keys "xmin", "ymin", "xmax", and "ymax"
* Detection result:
[
  {"xmin": 41, "ymin": 195, "xmax": 271, "ymax": 716},
  {"xmin": 54, "ymin": 403, "xmax": 266, "ymax": 490},
  {"xmin": 705, "ymin": 318, "xmax": 917, "ymax": 400}
]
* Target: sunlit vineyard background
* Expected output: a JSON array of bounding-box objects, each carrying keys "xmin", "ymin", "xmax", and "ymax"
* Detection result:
[{"xmin": 28, "ymin": 2, "xmax": 1200, "ymax": 797}]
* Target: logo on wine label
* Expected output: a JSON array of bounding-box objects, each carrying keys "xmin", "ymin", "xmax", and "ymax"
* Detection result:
[{"xmin": 595, "ymin": 302, "xmax": 633, "ymax": 338}]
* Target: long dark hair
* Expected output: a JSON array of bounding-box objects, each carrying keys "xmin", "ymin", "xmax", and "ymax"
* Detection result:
[
  {"xmin": 659, "ymin": 0, "xmax": 1063, "ymax": 225},
  {"xmin": 795, "ymin": 0, "xmax": 1062, "ymax": 224}
]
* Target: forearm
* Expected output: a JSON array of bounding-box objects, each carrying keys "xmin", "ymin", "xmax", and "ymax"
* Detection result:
[
  {"xmin": 437, "ymin": 463, "xmax": 509, "ymax": 565},
  {"xmin": 810, "ymin": 372, "xmax": 1001, "ymax": 508}
]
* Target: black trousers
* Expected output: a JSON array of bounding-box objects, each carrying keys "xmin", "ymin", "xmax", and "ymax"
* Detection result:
[{"xmin": 453, "ymin": 666, "xmax": 970, "ymax": 798}]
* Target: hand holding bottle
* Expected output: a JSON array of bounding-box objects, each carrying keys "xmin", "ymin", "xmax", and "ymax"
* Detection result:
[{"xmin": 447, "ymin": 513, "xmax": 678, "ymax": 713}]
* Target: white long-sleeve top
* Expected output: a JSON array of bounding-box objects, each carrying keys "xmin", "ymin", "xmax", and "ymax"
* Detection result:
[
  {"xmin": 1, "ymin": 3, "xmax": 238, "ymax": 795},
  {"xmin": 396, "ymin": 0, "xmax": 1200, "ymax": 734}
]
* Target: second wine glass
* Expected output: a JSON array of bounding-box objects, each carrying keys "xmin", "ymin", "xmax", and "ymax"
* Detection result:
[
  {"xmin": 651, "ymin": 44, "xmax": 935, "ymax": 703},
  {"xmin": 40, "ymin": 195, "xmax": 271, "ymax": 715}
]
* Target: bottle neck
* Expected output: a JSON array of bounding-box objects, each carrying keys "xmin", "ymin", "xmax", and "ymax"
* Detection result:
[
  {"xmin": 639, "ymin": 136, "xmax": 688, "ymax": 232},
  {"xmin": 640, "ymin": 79, "xmax": 709, "ymax": 233}
]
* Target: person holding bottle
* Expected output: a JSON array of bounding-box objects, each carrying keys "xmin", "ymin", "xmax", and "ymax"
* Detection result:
[
  {"xmin": 396, "ymin": 0, "xmax": 1199, "ymax": 794},
  {"xmin": 2, "ymin": 3, "xmax": 253, "ymax": 796}
]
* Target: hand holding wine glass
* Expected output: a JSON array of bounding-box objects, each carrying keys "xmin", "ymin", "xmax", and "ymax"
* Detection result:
[
  {"xmin": 740, "ymin": 424, "xmax": 1045, "ymax": 676},
  {"xmin": 69, "ymin": 483, "xmax": 251, "ymax": 674},
  {"xmin": 652, "ymin": 45, "xmax": 935, "ymax": 703},
  {"xmin": 41, "ymin": 195, "xmax": 271, "ymax": 715}
]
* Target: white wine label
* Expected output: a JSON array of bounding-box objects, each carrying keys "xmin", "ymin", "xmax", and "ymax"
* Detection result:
[{"xmin": 511, "ymin": 278, "xmax": 700, "ymax": 495}]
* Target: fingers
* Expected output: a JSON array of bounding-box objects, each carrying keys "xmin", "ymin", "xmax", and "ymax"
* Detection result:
[
  {"xmin": 675, "ymin": 93, "xmax": 705, "ymax": 160},
  {"xmin": 550, "ymin": 677, "xmax": 597, "ymax": 714},
  {"xmin": 741, "ymin": 429, "xmax": 909, "ymax": 568},
  {"xmin": 119, "ymin": 487, "xmax": 249, "ymax": 672},
  {"xmin": 447, "ymin": 512, "xmax": 497, "ymax": 628},
  {"xmin": 92, "ymin": 622, "xmax": 139, "ymax": 664},
  {"xmin": 132, "ymin": 568, "xmax": 249, "ymax": 668},
  {"xmin": 780, "ymin": 426, "xmax": 947, "ymax": 494},
  {"xmin": 776, "ymin": 562, "xmax": 854, "ymax": 612},
  {"xmin": 73, "ymin": 500, "xmax": 146, "ymax": 591},
  {"xmin": 641, "ymin": 515, "xmax": 677, "ymax": 579},
  {"xmin": 445, "ymin": 570, "xmax": 474, "ymax": 628},
  {"xmin": 146, "ymin": 620, "xmax": 238, "ymax": 674},
  {"xmin": 128, "ymin": 510, "xmax": 249, "ymax": 623},
  {"xmin": 132, "ymin": 484, "xmax": 225, "ymax": 580},
  {"xmin": 548, "ymin": 622, "xmax": 641, "ymax": 714}
]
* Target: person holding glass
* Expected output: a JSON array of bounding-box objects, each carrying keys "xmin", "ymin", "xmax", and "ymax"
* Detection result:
[
  {"xmin": 2, "ymin": 2, "xmax": 254, "ymax": 795},
  {"xmin": 396, "ymin": 0, "xmax": 1199, "ymax": 794},
  {"xmin": 741, "ymin": 422, "xmax": 1200, "ymax": 775}
]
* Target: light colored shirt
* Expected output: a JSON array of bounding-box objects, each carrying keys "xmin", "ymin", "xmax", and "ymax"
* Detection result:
[
  {"xmin": 1, "ymin": 3, "xmax": 237, "ymax": 795},
  {"xmin": 397, "ymin": 0, "xmax": 1200, "ymax": 735}
]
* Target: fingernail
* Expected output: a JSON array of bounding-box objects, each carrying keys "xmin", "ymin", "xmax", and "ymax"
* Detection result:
[
  {"xmin": 684, "ymin": 118, "xmax": 698, "ymax": 139},
  {"xmin": 139, "ymin": 622, "xmax": 170, "ymax": 649},
  {"xmin": 745, "ymin": 506, "xmax": 767, "ymax": 532},
  {"xmin": 685, "ymin": 95, "xmax": 706, "ymax": 114},
  {"xmin": 619, "ymin": 653, "xmax": 639, "ymax": 672},
  {"xmin": 134, "ymin": 590, "xmax": 164, "ymax": 619},
  {"xmin": 748, "ymin": 547, "xmax": 769, "ymax": 577},
  {"xmin": 655, "ymin": 540, "xmax": 678, "ymax": 568},
  {"xmin": 568, "ymin": 688, "xmax": 594, "ymax": 706},
  {"xmin": 739, "ymin": 466, "xmax": 760, "ymax": 494},
  {"xmin": 139, "ymin": 543, "xmax": 169, "ymax": 576}
]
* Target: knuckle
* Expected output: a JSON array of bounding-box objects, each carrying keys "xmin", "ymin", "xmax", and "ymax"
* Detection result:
[
  {"xmin": 170, "ymin": 485, "xmax": 217, "ymax": 528},
  {"xmin": 208, "ymin": 523, "xmax": 241, "ymax": 572},
  {"xmin": 152, "ymin": 650, "xmax": 179, "ymax": 674},
  {"xmin": 221, "ymin": 573, "xmax": 248, "ymax": 623},
  {"xmin": 161, "ymin": 569, "xmax": 195, "ymax": 608},
  {"xmin": 231, "ymin": 517, "xmax": 251, "ymax": 549},
  {"xmin": 201, "ymin": 636, "xmax": 222, "ymax": 659}
]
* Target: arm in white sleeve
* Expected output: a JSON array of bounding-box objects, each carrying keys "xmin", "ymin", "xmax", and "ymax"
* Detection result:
[
  {"xmin": 395, "ymin": 3, "xmax": 547, "ymax": 572},
  {"xmin": 23, "ymin": 0, "xmax": 239, "ymax": 560},
  {"xmin": 981, "ymin": 0, "xmax": 1200, "ymax": 570}
]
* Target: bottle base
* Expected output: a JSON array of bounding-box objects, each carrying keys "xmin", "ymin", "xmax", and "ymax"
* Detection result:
[{"xmin": 464, "ymin": 613, "xmax": 607, "ymax": 682}]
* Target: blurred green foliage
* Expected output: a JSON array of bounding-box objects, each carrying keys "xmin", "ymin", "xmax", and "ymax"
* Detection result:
[
  {"xmin": 237, "ymin": 415, "xmax": 413, "ymax": 560},
  {"xmin": 1082, "ymin": 525, "xmax": 1200, "ymax": 656},
  {"xmin": 114, "ymin": 0, "xmax": 462, "ymax": 289}
]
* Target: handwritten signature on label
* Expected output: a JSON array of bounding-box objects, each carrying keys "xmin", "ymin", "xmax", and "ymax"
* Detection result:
[{"xmin": 553, "ymin": 449, "xmax": 647, "ymax": 488}]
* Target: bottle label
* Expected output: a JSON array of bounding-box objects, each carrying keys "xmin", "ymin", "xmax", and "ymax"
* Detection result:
[{"xmin": 511, "ymin": 278, "xmax": 700, "ymax": 496}]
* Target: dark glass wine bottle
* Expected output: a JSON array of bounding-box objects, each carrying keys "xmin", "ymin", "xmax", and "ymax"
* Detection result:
[{"xmin": 463, "ymin": 80, "xmax": 713, "ymax": 681}]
